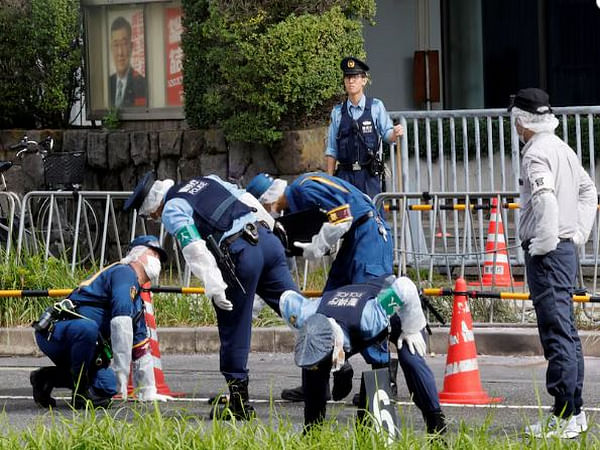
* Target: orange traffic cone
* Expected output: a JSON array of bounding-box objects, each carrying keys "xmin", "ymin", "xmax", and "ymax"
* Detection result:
[
  {"xmin": 439, "ymin": 278, "xmax": 502, "ymax": 404},
  {"xmin": 469, "ymin": 198, "xmax": 522, "ymax": 287},
  {"xmin": 127, "ymin": 283, "xmax": 183, "ymax": 397}
]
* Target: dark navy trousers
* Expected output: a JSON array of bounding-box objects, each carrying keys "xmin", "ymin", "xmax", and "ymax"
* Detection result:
[
  {"xmin": 336, "ymin": 168, "xmax": 381, "ymax": 199},
  {"xmin": 525, "ymin": 240, "xmax": 584, "ymax": 417},
  {"xmin": 216, "ymin": 225, "xmax": 298, "ymax": 381}
]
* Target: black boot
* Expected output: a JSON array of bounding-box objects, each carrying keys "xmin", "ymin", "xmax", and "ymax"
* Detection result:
[
  {"xmin": 332, "ymin": 361, "xmax": 353, "ymax": 401},
  {"xmin": 211, "ymin": 379, "xmax": 255, "ymax": 421},
  {"xmin": 71, "ymin": 386, "xmax": 113, "ymax": 409},
  {"xmin": 281, "ymin": 383, "xmax": 332, "ymax": 402},
  {"xmin": 30, "ymin": 367, "xmax": 58, "ymax": 408},
  {"xmin": 424, "ymin": 410, "xmax": 447, "ymax": 434}
]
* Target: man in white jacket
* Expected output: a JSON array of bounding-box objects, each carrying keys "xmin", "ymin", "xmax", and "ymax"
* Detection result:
[{"xmin": 511, "ymin": 88, "xmax": 597, "ymax": 439}]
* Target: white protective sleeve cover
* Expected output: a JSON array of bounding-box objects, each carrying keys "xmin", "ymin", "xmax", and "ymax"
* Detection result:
[
  {"xmin": 391, "ymin": 277, "xmax": 426, "ymax": 335},
  {"xmin": 110, "ymin": 315, "xmax": 133, "ymax": 398},
  {"xmin": 530, "ymin": 191, "xmax": 559, "ymax": 256},
  {"xmin": 132, "ymin": 352, "xmax": 157, "ymax": 399},
  {"xmin": 182, "ymin": 240, "xmax": 228, "ymax": 299},
  {"xmin": 295, "ymin": 221, "xmax": 352, "ymax": 260}
]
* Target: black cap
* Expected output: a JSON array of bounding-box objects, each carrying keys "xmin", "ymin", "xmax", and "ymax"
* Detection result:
[
  {"xmin": 340, "ymin": 57, "xmax": 369, "ymax": 75},
  {"xmin": 508, "ymin": 88, "xmax": 552, "ymax": 115},
  {"xmin": 124, "ymin": 171, "xmax": 155, "ymax": 212},
  {"xmin": 128, "ymin": 235, "xmax": 168, "ymax": 263}
]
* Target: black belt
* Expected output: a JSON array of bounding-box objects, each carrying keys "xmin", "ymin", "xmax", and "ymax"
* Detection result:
[
  {"xmin": 521, "ymin": 237, "xmax": 572, "ymax": 252},
  {"xmin": 221, "ymin": 222, "xmax": 260, "ymax": 249},
  {"xmin": 337, "ymin": 161, "xmax": 371, "ymax": 171}
]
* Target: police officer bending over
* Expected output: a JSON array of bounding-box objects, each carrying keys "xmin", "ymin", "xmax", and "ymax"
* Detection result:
[
  {"xmin": 511, "ymin": 88, "xmax": 597, "ymax": 439},
  {"xmin": 325, "ymin": 56, "xmax": 404, "ymax": 198},
  {"xmin": 31, "ymin": 235, "xmax": 171, "ymax": 408},
  {"xmin": 280, "ymin": 275, "xmax": 446, "ymax": 433},
  {"xmin": 124, "ymin": 172, "xmax": 298, "ymax": 420},
  {"xmin": 247, "ymin": 172, "xmax": 394, "ymax": 402}
]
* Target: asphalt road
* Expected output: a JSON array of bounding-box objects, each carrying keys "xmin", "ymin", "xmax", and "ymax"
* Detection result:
[{"xmin": 1, "ymin": 353, "xmax": 599, "ymax": 437}]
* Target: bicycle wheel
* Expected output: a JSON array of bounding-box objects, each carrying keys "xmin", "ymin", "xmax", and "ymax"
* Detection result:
[{"xmin": 36, "ymin": 197, "xmax": 100, "ymax": 265}]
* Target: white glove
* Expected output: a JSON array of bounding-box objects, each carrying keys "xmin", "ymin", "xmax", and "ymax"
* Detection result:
[
  {"xmin": 181, "ymin": 240, "xmax": 232, "ymax": 311},
  {"xmin": 293, "ymin": 221, "xmax": 352, "ymax": 260},
  {"xmin": 212, "ymin": 292, "xmax": 233, "ymax": 312},
  {"xmin": 572, "ymin": 230, "xmax": 588, "ymax": 247},
  {"xmin": 391, "ymin": 277, "xmax": 427, "ymax": 335},
  {"xmin": 110, "ymin": 316, "xmax": 133, "ymax": 399},
  {"xmin": 529, "ymin": 191, "xmax": 559, "ymax": 256},
  {"xmin": 398, "ymin": 331, "xmax": 427, "ymax": 357},
  {"xmin": 133, "ymin": 353, "xmax": 174, "ymax": 402}
]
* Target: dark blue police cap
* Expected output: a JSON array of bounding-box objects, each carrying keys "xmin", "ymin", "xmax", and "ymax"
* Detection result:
[
  {"xmin": 128, "ymin": 235, "xmax": 168, "ymax": 263},
  {"xmin": 124, "ymin": 171, "xmax": 155, "ymax": 212},
  {"xmin": 341, "ymin": 57, "xmax": 369, "ymax": 75},
  {"xmin": 508, "ymin": 88, "xmax": 552, "ymax": 115},
  {"xmin": 294, "ymin": 313, "xmax": 334, "ymax": 368}
]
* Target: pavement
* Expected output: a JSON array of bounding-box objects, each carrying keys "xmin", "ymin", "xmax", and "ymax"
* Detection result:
[{"xmin": 2, "ymin": 325, "xmax": 600, "ymax": 357}]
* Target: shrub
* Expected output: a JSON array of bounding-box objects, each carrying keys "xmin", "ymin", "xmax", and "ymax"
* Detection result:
[
  {"xmin": 0, "ymin": 0, "xmax": 82, "ymax": 128},
  {"xmin": 182, "ymin": 0, "xmax": 375, "ymax": 144}
]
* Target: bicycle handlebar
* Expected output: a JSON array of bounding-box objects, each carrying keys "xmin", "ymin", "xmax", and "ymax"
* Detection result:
[{"xmin": 9, "ymin": 135, "xmax": 53, "ymax": 159}]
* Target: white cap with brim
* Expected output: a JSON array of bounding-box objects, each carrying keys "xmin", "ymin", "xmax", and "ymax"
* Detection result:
[{"xmin": 139, "ymin": 179, "xmax": 175, "ymax": 216}]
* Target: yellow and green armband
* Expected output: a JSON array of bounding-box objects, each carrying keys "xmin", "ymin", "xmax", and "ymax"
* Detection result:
[
  {"xmin": 377, "ymin": 287, "xmax": 405, "ymax": 316},
  {"xmin": 327, "ymin": 204, "xmax": 352, "ymax": 224},
  {"xmin": 175, "ymin": 224, "xmax": 201, "ymax": 248}
]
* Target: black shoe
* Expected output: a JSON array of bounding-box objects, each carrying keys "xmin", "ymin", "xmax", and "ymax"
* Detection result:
[
  {"xmin": 208, "ymin": 393, "xmax": 229, "ymax": 405},
  {"xmin": 332, "ymin": 362, "xmax": 353, "ymax": 401},
  {"xmin": 281, "ymin": 385, "xmax": 304, "ymax": 402},
  {"xmin": 71, "ymin": 386, "xmax": 112, "ymax": 410},
  {"xmin": 281, "ymin": 384, "xmax": 332, "ymax": 402},
  {"xmin": 30, "ymin": 367, "xmax": 57, "ymax": 408},
  {"xmin": 210, "ymin": 379, "xmax": 255, "ymax": 421},
  {"xmin": 424, "ymin": 411, "xmax": 447, "ymax": 434}
]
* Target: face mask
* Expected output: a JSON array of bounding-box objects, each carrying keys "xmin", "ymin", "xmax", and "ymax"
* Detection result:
[{"xmin": 142, "ymin": 255, "xmax": 161, "ymax": 283}]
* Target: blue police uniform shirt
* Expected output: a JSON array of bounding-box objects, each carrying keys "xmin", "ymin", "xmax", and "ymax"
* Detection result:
[
  {"xmin": 284, "ymin": 172, "xmax": 375, "ymax": 220},
  {"xmin": 66, "ymin": 263, "xmax": 148, "ymax": 345},
  {"xmin": 325, "ymin": 95, "xmax": 394, "ymax": 159},
  {"xmin": 161, "ymin": 175, "xmax": 257, "ymax": 245}
]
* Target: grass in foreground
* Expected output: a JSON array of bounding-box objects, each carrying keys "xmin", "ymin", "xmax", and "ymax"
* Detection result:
[{"xmin": 0, "ymin": 404, "xmax": 597, "ymax": 450}]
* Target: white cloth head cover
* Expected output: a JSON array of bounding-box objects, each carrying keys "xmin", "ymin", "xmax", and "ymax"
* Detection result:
[
  {"xmin": 328, "ymin": 318, "xmax": 346, "ymax": 372},
  {"xmin": 120, "ymin": 245, "xmax": 148, "ymax": 265},
  {"xmin": 139, "ymin": 179, "xmax": 175, "ymax": 216},
  {"xmin": 259, "ymin": 178, "xmax": 287, "ymax": 204},
  {"xmin": 511, "ymin": 106, "xmax": 559, "ymax": 134}
]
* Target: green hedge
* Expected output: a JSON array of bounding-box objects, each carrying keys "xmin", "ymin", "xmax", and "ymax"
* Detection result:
[
  {"xmin": 182, "ymin": 0, "xmax": 375, "ymax": 144},
  {"xmin": 0, "ymin": 0, "xmax": 81, "ymax": 128}
]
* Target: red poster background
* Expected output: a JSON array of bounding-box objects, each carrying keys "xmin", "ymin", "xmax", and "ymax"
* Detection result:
[{"xmin": 165, "ymin": 8, "xmax": 183, "ymax": 106}]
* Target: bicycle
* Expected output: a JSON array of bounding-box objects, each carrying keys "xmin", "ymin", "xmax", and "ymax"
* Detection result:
[{"xmin": 6, "ymin": 136, "xmax": 100, "ymax": 265}]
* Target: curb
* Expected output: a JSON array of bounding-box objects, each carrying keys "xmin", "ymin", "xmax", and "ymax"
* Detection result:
[{"xmin": 3, "ymin": 326, "xmax": 600, "ymax": 357}]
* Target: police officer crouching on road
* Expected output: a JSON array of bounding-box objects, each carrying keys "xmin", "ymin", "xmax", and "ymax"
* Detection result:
[
  {"xmin": 280, "ymin": 275, "xmax": 446, "ymax": 433},
  {"xmin": 510, "ymin": 88, "xmax": 597, "ymax": 439},
  {"xmin": 124, "ymin": 172, "xmax": 299, "ymax": 420},
  {"xmin": 31, "ymin": 235, "xmax": 171, "ymax": 409},
  {"xmin": 325, "ymin": 57, "xmax": 404, "ymax": 198}
]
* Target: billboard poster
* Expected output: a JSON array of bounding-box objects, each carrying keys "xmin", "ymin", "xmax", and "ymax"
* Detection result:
[{"xmin": 165, "ymin": 7, "xmax": 184, "ymax": 107}]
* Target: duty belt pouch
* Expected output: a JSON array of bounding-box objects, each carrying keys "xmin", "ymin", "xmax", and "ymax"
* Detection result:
[
  {"xmin": 243, "ymin": 222, "xmax": 259, "ymax": 245},
  {"xmin": 94, "ymin": 334, "xmax": 112, "ymax": 368},
  {"xmin": 369, "ymin": 153, "xmax": 384, "ymax": 177}
]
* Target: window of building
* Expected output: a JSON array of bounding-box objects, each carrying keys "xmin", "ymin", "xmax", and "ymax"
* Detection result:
[{"xmin": 82, "ymin": 0, "xmax": 184, "ymax": 120}]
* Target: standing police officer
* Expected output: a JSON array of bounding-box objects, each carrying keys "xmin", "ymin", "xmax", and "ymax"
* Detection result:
[
  {"xmin": 246, "ymin": 172, "xmax": 394, "ymax": 402},
  {"xmin": 124, "ymin": 173, "xmax": 298, "ymax": 420},
  {"xmin": 31, "ymin": 236, "xmax": 170, "ymax": 408},
  {"xmin": 280, "ymin": 276, "xmax": 445, "ymax": 433},
  {"xmin": 511, "ymin": 88, "xmax": 597, "ymax": 439},
  {"xmin": 325, "ymin": 56, "xmax": 404, "ymax": 198}
]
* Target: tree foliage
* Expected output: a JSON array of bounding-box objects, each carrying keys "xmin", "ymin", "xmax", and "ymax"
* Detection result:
[
  {"xmin": 182, "ymin": 0, "xmax": 375, "ymax": 144},
  {"xmin": 0, "ymin": 0, "xmax": 82, "ymax": 128}
]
